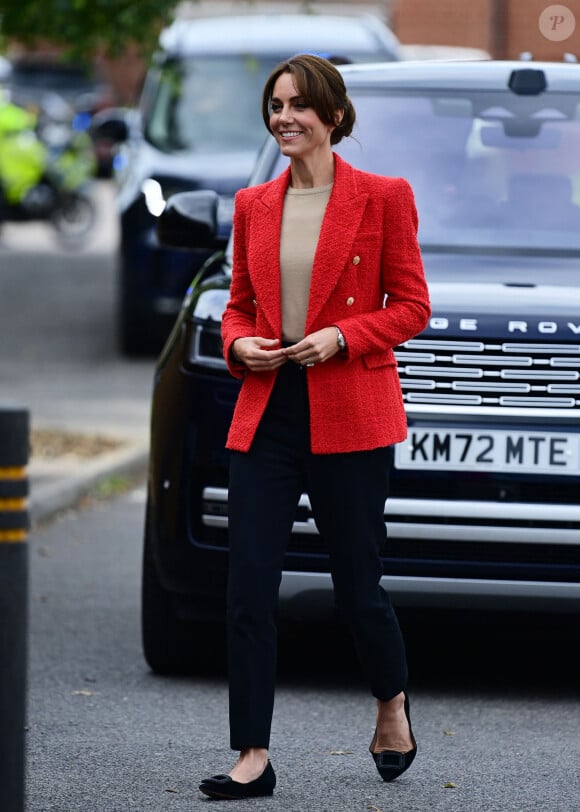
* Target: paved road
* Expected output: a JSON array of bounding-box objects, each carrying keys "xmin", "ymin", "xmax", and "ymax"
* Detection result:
[{"xmin": 25, "ymin": 487, "xmax": 580, "ymax": 812}]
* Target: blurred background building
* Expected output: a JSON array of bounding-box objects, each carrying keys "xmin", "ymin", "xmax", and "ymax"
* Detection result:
[
  {"xmin": 109, "ymin": 0, "xmax": 580, "ymax": 103},
  {"xmin": 392, "ymin": 0, "xmax": 579, "ymax": 61},
  {"xmin": 2, "ymin": 0, "xmax": 579, "ymax": 106}
]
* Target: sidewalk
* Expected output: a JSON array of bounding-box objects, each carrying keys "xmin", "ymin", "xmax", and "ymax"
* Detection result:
[{"xmin": 28, "ymin": 428, "xmax": 149, "ymax": 526}]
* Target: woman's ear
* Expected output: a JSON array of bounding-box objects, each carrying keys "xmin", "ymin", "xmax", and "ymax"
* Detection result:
[{"xmin": 334, "ymin": 109, "xmax": 344, "ymax": 126}]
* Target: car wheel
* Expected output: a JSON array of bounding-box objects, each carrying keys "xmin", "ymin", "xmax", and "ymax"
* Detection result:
[
  {"xmin": 120, "ymin": 306, "xmax": 170, "ymax": 357},
  {"xmin": 141, "ymin": 498, "xmax": 226, "ymax": 675},
  {"xmin": 119, "ymin": 301, "xmax": 148, "ymax": 357},
  {"xmin": 118, "ymin": 280, "xmax": 167, "ymax": 357},
  {"xmin": 118, "ymin": 250, "xmax": 154, "ymax": 356},
  {"xmin": 118, "ymin": 270, "xmax": 151, "ymax": 356},
  {"xmin": 51, "ymin": 191, "xmax": 96, "ymax": 248}
]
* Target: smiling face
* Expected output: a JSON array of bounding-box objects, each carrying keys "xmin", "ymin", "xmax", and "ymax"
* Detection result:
[{"xmin": 269, "ymin": 71, "xmax": 337, "ymax": 163}]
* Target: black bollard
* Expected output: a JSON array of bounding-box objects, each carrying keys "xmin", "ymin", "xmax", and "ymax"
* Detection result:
[{"xmin": 0, "ymin": 405, "xmax": 29, "ymax": 812}]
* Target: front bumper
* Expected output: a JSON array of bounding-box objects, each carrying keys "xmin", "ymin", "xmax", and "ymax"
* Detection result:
[{"xmin": 149, "ymin": 328, "xmax": 580, "ymax": 614}]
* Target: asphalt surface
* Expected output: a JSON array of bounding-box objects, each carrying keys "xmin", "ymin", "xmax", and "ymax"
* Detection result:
[{"xmin": 24, "ymin": 487, "xmax": 580, "ymax": 812}]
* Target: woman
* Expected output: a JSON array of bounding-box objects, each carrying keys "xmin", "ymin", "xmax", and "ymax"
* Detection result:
[{"xmin": 199, "ymin": 53, "xmax": 430, "ymax": 801}]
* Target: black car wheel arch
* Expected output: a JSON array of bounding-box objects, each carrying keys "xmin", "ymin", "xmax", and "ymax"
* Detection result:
[{"xmin": 141, "ymin": 494, "xmax": 227, "ymax": 675}]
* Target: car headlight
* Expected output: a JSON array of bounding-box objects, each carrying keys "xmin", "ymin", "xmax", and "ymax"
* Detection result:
[
  {"xmin": 185, "ymin": 287, "xmax": 229, "ymax": 369},
  {"xmin": 186, "ymin": 322, "xmax": 225, "ymax": 369},
  {"xmin": 141, "ymin": 178, "xmax": 166, "ymax": 216}
]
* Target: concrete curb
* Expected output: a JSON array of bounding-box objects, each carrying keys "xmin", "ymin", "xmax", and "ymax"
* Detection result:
[{"xmin": 29, "ymin": 442, "xmax": 149, "ymax": 526}]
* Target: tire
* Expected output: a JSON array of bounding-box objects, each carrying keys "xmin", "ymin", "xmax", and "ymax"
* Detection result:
[
  {"xmin": 52, "ymin": 191, "xmax": 96, "ymax": 248},
  {"xmin": 141, "ymin": 499, "xmax": 224, "ymax": 675},
  {"xmin": 119, "ymin": 302, "xmax": 150, "ymax": 357},
  {"xmin": 118, "ymin": 257, "xmax": 160, "ymax": 357},
  {"xmin": 119, "ymin": 305, "xmax": 169, "ymax": 357}
]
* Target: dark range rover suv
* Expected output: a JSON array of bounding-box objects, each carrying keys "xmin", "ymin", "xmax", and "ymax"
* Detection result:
[{"xmin": 143, "ymin": 59, "xmax": 580, "ymax": 674}]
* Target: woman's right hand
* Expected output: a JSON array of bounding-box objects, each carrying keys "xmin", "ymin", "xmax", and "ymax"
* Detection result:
[{"xmin": 231, "ymin": 337, "xmax": 288, "ymax": 371}]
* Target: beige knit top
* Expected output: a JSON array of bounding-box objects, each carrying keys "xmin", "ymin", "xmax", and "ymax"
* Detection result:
[{"xmin": 280, "ymin": 183, "xmax": 333, "ymax": 343}]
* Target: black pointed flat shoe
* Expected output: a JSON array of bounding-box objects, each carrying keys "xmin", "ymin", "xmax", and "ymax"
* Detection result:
[
  {"xmin": 369, "ymin": 694, "xmax": 417, "ymax": 782},
  {"xmin": 199, "ymin": 760, "xmax": 276, "ymax": 800}
]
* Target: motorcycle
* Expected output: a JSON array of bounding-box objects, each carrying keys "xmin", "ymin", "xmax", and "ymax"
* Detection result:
[{"xmin": 0, "ymin": 92, "xmax": 97, "ymax": 248}]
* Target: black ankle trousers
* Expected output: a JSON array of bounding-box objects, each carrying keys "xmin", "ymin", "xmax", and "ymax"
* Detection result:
[{"xmin": 227, "ymin": 361, "xmax": 408, "ymax": 750}]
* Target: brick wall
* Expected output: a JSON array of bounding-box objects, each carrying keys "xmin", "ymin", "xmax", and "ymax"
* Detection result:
[
  {"xmin": 391, "ymin": 0, "xmax": 580, "ymax": 60},
  {"xmin": 507, "ymin": 0, "xmax": 580, "ymax": 60},
  {"xmin": 392, "ymin": 0, "xmax": 494, "ymax": 52}
]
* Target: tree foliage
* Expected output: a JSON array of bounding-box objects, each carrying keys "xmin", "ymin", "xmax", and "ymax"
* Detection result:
[{"xmin": 0, "ymin": 0, "xmax": 180, "ymax": 60}]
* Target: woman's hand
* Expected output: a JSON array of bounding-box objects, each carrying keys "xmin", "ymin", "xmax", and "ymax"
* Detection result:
[
  {"xmin": 232, "ymin": 337, "xmax": 287, "ymax": 371},
  {"xmin": 284, "ymin": 326, "xmax": 343, "ymax": 367}
]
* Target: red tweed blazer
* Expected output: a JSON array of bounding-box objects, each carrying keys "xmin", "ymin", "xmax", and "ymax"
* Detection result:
[{"xmin": 221, "ymin": 153, "xmax": 431, "ymax": 454}]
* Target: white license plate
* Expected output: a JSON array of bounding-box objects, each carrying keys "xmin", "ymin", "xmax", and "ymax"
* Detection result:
[{"xmin": 395, "ymin": 428, "xmax": 580, "ymax": 475}]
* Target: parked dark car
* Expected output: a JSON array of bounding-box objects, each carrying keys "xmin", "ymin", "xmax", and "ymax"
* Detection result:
[
  {"xmin": 4, "ymin": 56, "xmax": 115, "ymax": 118},
  {"xmin": 113, "ymin": 13, "xmax": 402, "ymax": 355},
  {"xmin": 143, "ymin": 59, "xmax": 580, "ymax": 674}
]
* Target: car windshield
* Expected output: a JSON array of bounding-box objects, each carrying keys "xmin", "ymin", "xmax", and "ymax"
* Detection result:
[
  {"xmin": 269, "ymin": 88, "xmax": 580, "ymax": 252},
  {"xmin": 145, "ymin": 55, "xmax": 280, "ymax": 154}
]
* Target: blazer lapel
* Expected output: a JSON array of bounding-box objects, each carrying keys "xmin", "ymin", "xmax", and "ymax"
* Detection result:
[
  {"xmin": 245, "ymin": 156, "xmax": 369, "ymax": 336},
  {"xmin": 247, "ymin": 167, "xmax": 290, "ymax": 337},
  {"xmin": 306, "ymin": 155, "xmax": 368, "ymax": 329}
]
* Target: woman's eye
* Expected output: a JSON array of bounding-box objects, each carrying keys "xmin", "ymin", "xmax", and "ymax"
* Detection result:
[{"xmin": 269, "ymin": 101, "xmax": 308, "ymax": 114}]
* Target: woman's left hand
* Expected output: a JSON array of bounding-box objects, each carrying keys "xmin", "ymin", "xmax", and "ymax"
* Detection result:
[{"xmin": 284, "ymin": 326, "xmax": 343, "ymax": 367}]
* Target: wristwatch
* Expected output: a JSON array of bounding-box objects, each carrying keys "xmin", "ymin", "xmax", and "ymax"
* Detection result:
[{"xmin": 335, "ymin": 326, "xmax": 347, "ymax": 352}]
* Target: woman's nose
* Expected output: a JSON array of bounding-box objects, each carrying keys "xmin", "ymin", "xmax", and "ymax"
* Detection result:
[{"xmin": 279, "ymin": 105, "xmax": 293, "ymax": 122}]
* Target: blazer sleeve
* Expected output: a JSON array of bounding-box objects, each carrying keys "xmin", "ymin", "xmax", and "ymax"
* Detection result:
[
  {"xmin": 221, "ymin": 189, "xmax": 257, "ymax": 378},
  {"xmin": 337, "ymin": 177, "xmax": 430, "ymax": 357}
]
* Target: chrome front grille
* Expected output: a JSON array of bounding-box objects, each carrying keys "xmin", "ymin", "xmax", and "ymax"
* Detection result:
[{"xmin": 395, "ymin": 339, "xmax": 580, "ymax": 410}]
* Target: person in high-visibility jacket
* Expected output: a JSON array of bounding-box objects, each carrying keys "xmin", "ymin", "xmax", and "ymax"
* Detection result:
[{"xmin": 0, "ymin": 91, "xmax": 47, "ymax": 207}]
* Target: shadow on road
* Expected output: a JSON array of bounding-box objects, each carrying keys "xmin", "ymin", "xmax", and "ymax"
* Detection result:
[{"xmin": 274, "ymin": 609, "xmax": 579, "ymax": 698}]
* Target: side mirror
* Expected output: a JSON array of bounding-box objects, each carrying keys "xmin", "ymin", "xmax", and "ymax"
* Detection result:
[
  {"xmin": 89, "ymin": 107, "xmax": 131, "ymax": 144},
  {"xmin": 157, "ymin": 190, "xmax": 220, "ymax": 249},
  {"xmin": 88, "ymin": 107, "xmax": 133, "ymax": 176}
]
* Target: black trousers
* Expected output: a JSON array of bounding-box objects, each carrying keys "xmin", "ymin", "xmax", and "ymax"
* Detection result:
[{"xmin": 227, "ymin": 361, "xmax": 408, "ymax": 751}]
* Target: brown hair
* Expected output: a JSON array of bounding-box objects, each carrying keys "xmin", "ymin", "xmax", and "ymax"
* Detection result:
[{"xmin": 261, "ymin": 53, "xmax": 356, "ymax": 146}]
